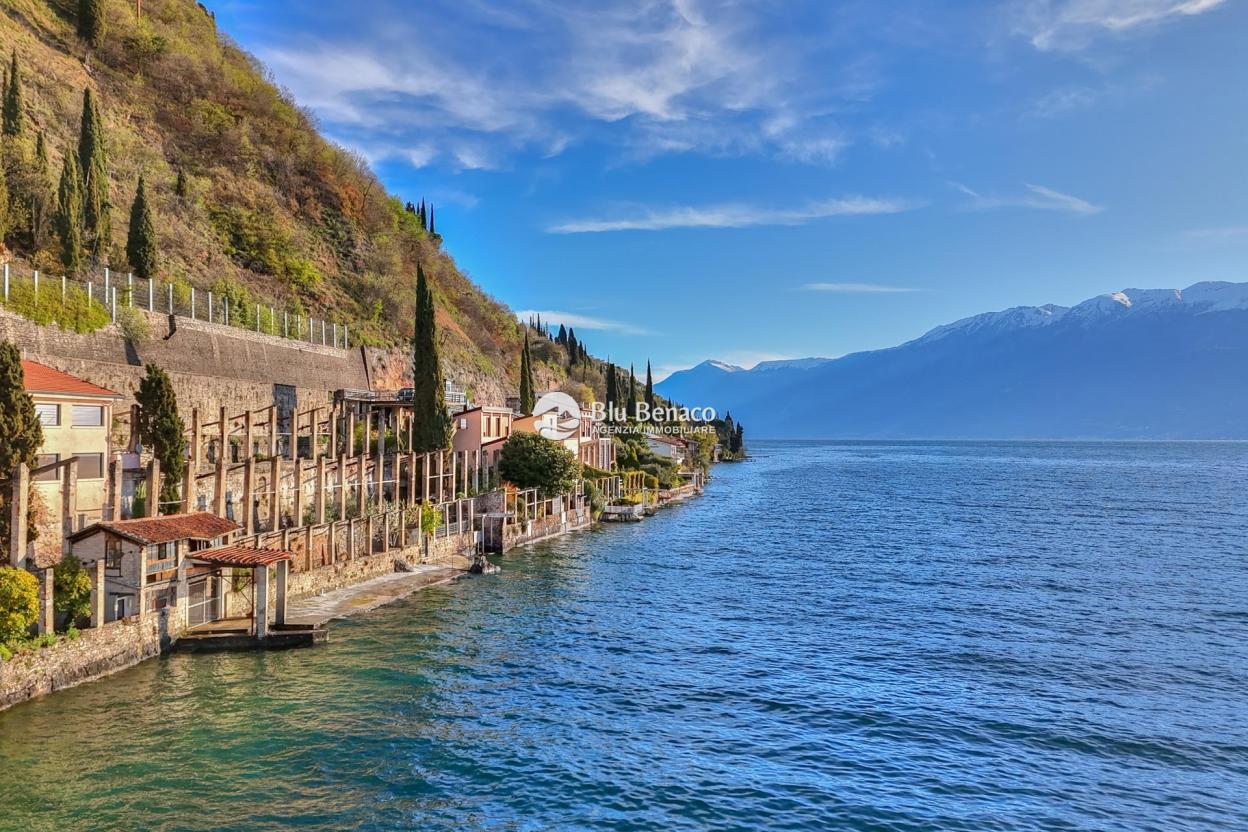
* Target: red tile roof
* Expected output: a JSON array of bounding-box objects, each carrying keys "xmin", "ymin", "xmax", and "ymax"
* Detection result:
[
  {"xmin": 70, "ymin": 512, "xmax": 241, "ymax": 545},
  {"xmin": 21, "ymin": 360, "xmax": 120, "ymax": 399},
  {"xmin": 190, "ymin": 545, "xmax": 293, "ymax": 567}
]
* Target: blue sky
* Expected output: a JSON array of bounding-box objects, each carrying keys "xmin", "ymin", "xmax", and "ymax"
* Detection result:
[{"xmin": 211, "ymin": 0, "xmax": 1247, "ymax": 379}]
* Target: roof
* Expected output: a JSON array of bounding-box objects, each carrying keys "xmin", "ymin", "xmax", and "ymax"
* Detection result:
[
  {"xmin": 456, "ymin": 405, "xmax": 514, "ymax": 417},
  {"xmin": 21, "ymin": 360, "xmax": 121, "ymax": 399},
  {"xmin": 482, "ymin": 436, "xmax": 509, "ymax": 448},
  {"xmin": 190, "ymin": 545, "xmax": 293, "ymax": 567},
  {"xmin": 69, "ymin": 512, "xmax": 241, "ymax": 545},
  {"xmin": 645, "ymin": 433, "xmax": 683, "ymax": 446}
]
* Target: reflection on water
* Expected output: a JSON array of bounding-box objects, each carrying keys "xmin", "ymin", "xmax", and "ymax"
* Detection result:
[{"xmin": 3, "ymin": 441, "xmax": 1248, "ymax": 831}]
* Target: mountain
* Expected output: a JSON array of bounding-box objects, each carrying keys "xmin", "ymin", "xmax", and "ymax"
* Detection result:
[
  {"xmin": 657, "ymin": 282, "xmax": 1248, "ymax": 439},
  {"xmin": 0, "ymin": 0, "xmax": 587, "ymax": 403}
]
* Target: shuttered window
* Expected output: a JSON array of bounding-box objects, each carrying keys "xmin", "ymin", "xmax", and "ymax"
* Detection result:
[
  {"xmin": 71, "ymin": 405, "xmax": 104, "ymax": 427},
  {"xmin": 35, "ymin": 403, "xmax": 60, "ymax": 426}
]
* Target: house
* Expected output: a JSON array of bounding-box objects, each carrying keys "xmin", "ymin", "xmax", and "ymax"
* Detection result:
[
  {"xmin": 645, "ymin": 433, "xmax": 688, "ymax": 466},
  {"xmin": 23, "ymin": 360, "xmax": 122, "ymax": 530},
  {"xmin": 453, "ymin": 405, "xmax": 515, "ymax": 472},
  {"xmin": 578, "ymin": 410, "xmax": 615, "ymax": 471},
  {"xmin": 68, "ymin": 512, "xmax": 241, "ymax": 622},
  {"xmin": 513, "ymin": 410, "xmax": 581, "ymax": 457}
]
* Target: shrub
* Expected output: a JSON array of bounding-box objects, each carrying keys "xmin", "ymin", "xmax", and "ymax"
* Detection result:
[
  {"xmin": 54, "ymin": 555, "xmax": 93, "ymax": 626},
  {"xmin": 498, "ymin": 432, "xmax": 580, "ymax": 499},
  {"xmin": 3, "ymin": 277, "xmax": 111, "ymax": 334},
  {"xmin": 0, "ymin": 567, "xmax": 39, "ymax": 644},
  {"xmin": 116, "ymin": 305, "xmax": 151, "ymax": 343}
]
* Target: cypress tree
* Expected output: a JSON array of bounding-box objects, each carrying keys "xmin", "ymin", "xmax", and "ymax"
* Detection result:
[
  {"xmin": 428, "ymin": 204, "xmax": 435, "ymax": 237},
  {"xmin": 29, "ymin": 132, "xmax": 52, "ymax": 248},
  {"xmin": 126, "ymin": 175, "xmax": 158, "ymax": 279},
  {"xmin": 627, "ymin": 365, "xmax": 637, "ymax": 419},
  {"xmin": 567, "ymin": 328, "xmax": 578, "ymax": 365},
  {"xmin": 3, "ymin": 51, "xmax": 22, "ymax": 137},
  {"xmin": 518, "ymin": 331, "xmax": 535, "ymax": 415},
  {"xmin": 174, "ymin": 168, "xmax": 187, "ymax": 199},
  {"xmin": 410, "ymin": 264, "xmax": 452, "ymax": 451},
  {"xmin": 0, "ymin": 340, "xmax": 45, "ymax": 554},
  {"xmin": 78, "ymin": 88, "xmax": 111, "ymax": 262},
  {"xmin": 605, "ymin": 362, "xmax": 617, "ymax": 422},
  {"xmin": 644, "ymin": 361, "xmax": 654, "ymax": 410},
  {"xmin": 78, "ymin": 0, "xmax": 105, "ymax": 47},
  {"xmin": 556, "ymin": 324, "xmax": 567, "ymax": 346},
  {"xmin": 135, "ymin": 364, "xmax": 186, "ymax": 514},
  {"xmin": 56, "ymin": 144, "xmax": 84, "ymax": 275}
]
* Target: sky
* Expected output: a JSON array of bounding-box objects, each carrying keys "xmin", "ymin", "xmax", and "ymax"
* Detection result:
[{"xmin": 209, "ymin": 0, "xmax": 1248, "ymax": 380}]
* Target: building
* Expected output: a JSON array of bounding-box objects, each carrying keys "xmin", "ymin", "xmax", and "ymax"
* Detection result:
[
  {"xmin": 645, "ymin": 433, "xmax": 688, "ymax": 467},
  {"xmin": 578, "ymin": 410, "xmax": 615, "ymax": 471},
  {"xmin": 68, "ymin": 513, "xmax": 241, "ymax": 622},
  {"xmin": 24, "ymin": 360, "xmax": 122, "ymax": 530}
]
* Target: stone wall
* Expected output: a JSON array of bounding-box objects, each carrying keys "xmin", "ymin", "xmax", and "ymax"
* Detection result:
[
  {"xmin": 2, "ymin": 307, "xmax": 369, "ymax": 419},
  {"xmin": 0, "ymin": 608, "xmax": 182, "ymax": 712},
  {"xmin": 503, "ymin": 506, "xmax": 592, "ymax": 550}
]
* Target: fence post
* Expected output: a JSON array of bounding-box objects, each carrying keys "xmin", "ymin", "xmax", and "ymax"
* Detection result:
[
  {"xmin": 167, "ymin": 283, "xmax": 174, "ymax": 313},
  {"xmin": 321, "ymin": 319, "xmax": 326, "ymax": 345},
  {"xmin": 255, "ymin": 304, "xmax": 260, "ymax": 331},
  {"xmin": 103, "ymin": 267, "xmax": 109, "ymax": 300},
  {"xmin": 270, "ymin": 306, "xmax": 275, "ymax": 335},
  {"xmin": 62, "ymin": 274, "xmax": 66, "ymax": 301},
  {"xmin": 88, "ymin": 281, "xmax": 93, "ymax": 305},
  {"xmin": 3, "ymin": 262, "xmax": 9, "ymax": 301},
  {"xmin": 33, "ymin": 270, "xmax": 38, "ymax": 294},
  {"xmin": 207, "ymin": 291, "xmax": 213, "ymax": 322},
  {"xmin": 191, "ymin": 287, "xmax": 196, "ymax": 319},
  {"xmin": 128, "ymin": 273, "xmax": 133, "ymax": 307},
  {"xmin": 224, "ymin": 297, "xmax": 230, "ymax": 327},
  {"xmin": 111, "ymin": 287, "xmax": 117, "ymax": 322},
  {"xmin": 344, "ymin": 324, "xmax": 348, "ymax": 348},
  {"xmin": 283, "ymin": 311, "xmax": 288, "ymax": 338},
  {"xmin": 147, "ymin": 278, "xmax": 154, "ymax": 310}
]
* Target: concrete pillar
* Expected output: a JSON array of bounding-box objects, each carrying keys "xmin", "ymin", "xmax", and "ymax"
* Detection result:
[
  {"xmin": 346, "ymin": 519, "xmax": 355, "ymax": 561},
  {"xmin": 61, "ymin": 459, "xmax": 78, "ymax": 552},
  {"xmin": 356, "ymin": 455, "xmax": 367, "ymax": 515},
  {"xmin": 423, "ymin": 453, "xmax": 431, "ymax": 502},
  {"xmin": 267, "ymin": 405, "xmax": 278, "ymax": 458},
  {"xmin": 288, "ymin": 409, "xmax": 299, "ymax": 461},
  {"xmin": 107, "ymin": 455, "xmax": 123, "ymax": 520},
  {"xmin": 346, "ymin": 408, "xmax": 356, "ymax": 456},
  {"xmin": 90, "ymin": 559, "xmax": 106, "ymax": 627},
  {"xmin": 315, "ymin": 457, "xmax": 326, "ymax": 523},
  {"xmin": 374, "ymin": 447, "xmax": 385, "ymax": 504},
  {"xmin": 336, "ymin": 455, "xmax": 347, "ymax": 520},
  {"xmin": 437, "ymin": 450, "xmax": 445, "ymax": 504},
  {"xmin": 145, "ymin": 458, "xmax": 160, "ymax": 518},
  {"xmin": 374, "ymin": 412, "xmax": 384, "ymax": 462},
  {"xmin": 363, "ymin": 408, "xmax": 371, "ymax": 455},
  {"xmin": 304, "ymin": 525, "xmax": 314, "ymax": 569},
  {"xmin": 311, "ymin": 407, "xmax": 321, "ymax": 459},
  {"xmin": 219, "ymin": 405, "xmax": 228, "ymax": 460},
  {"xmin": 292, "ymin": 459, "xmax": 304, "ymax": 527},
  {"xmin": 328, "ymin": 520, "xmax": 338, "ymax": 562},
  {"xmin": 381, "ymin": 510, "xmax": 391, "ymax": 553},
  {"xmin": 181, "ymin": 455, "xmax": 194, "ymax": 514},
  {"xmin": 243, "ymin": 410, "xmax": 253, "ymax": 460},
  {"xmin": 328, "ymin": 411, "xmax": 338, "ymax": 458},
  {"xmin": 241, "ymin": 459, "xmax": 254, "ymax": 534},
  {"xmin": 190, "ymin": 407, "xmax": 201, "ymax": 469},
  {"xmin": 213, "ymin": 457, "xmax": 226, "ymax": 517},
  {"xmin": 269, "ymin": 456, "xmax": 283, "ymax": 529},
  {"xmin": 38, "ymin": 568, "xmax": 54, "ymax": 635},
  {"xmin": 275, "ymin": 560, "xmax": 288, "ymax": 625},
  {"xmin": 399, "ymin": 508, "xmax": 408, "ymax": 548},
  {"xmin": 253, "ymin": 565, "xmax": 269, "ymax": 639},
  {"xmin": 365, "ymin": 513, "xmax": 375, "ymax": 556}
]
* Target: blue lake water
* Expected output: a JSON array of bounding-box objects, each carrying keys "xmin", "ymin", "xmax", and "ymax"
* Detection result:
[{"xmin": 2, "ymin": 441, "xmax": 1248, "ymax": 831}]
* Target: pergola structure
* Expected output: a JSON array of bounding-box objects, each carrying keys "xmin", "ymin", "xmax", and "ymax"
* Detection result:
[{"xmin": 187, "ymin": 544, "xmax": 293, "ymax": 638}]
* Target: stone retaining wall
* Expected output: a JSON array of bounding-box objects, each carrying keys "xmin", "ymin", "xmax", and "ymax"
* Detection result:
[{"xmin": 0, "ymin": 608, "xmax": 182, "ymax": 712}]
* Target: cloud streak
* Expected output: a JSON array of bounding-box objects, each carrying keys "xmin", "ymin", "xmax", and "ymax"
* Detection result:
[
  {"xmin": 1011, "ymin": 0, "xmax": 1229, "ymax": 51},
  {"xmin": 548, "ymin": 196, "xmax": 918, "ymax": 233},
  {"xmin": 952, "ymin": 182, "xmax": 1105, "ymax": 216},
  {"xmin": 515, "ymin": 310, "xmax": 652, "ymax": 336}
]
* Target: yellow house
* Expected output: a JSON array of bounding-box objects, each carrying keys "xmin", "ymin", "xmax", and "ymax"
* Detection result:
[{"xmin": 23, "ymin": 359, "xmax": 122, "ymax": 530}]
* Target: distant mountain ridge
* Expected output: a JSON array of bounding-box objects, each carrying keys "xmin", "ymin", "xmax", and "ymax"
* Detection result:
[{"xmin": 657, "ymin": 282, "xmax": 1248, "ymax": 439}]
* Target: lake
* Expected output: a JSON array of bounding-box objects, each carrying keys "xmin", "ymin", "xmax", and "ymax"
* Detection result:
[{"xmin": 2, "ymin": 441, "xmax": 1247, "ymax": 831}]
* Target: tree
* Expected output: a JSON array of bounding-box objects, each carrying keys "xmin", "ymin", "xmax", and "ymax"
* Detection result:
[
  {"xmin": 0, "ymin": 342, "xmax": 44, "ymax": 557},
  {"xmin": 54, "ymin": 555, "xmax": 92, "ymax": 626},
  {"xmin": 518, "ymin": 330, "xmax": 536, "ymax": 415},
  {"xmin": 56, "ymin": 144, "xmax": 84, "ymax": 274},
  {"xmin": 0, "ymin": 566, "xmax": 38, "ymax": 644},
  {"xmin": 78, "ymin": 89, "xmax": 111, "ymax": 262},
  {"xmin": 3, "ymin": 51, "xmax": 22, "ymax": 137},
  {"xmin": 126, "ymin": 175, "xmax": 158, "ymax": 279},
  {"xmin": 174, "ymin": 168, "xmax": 187, "ymax": 199},
  {"xmin": 28, "ymin": 132, "xmax": 52, "ymax": 249},
  {"xmin": 428, "ymin": 204, "xmax": 435, "ymax": 236},
  {"xmin": 135, "ymin": 364, "xmax": 186, "ymax": 514},
  {"xmin": 78, "ymin": 0, "xmax": 106, "ymax": 47},
  {"xmin": 627, "ymin": 365, "xmax": 637, "ymax": 419},
  {"xmin": 497, "ymin": 432, "xmax": 580, "ymax": 499},
  {"xmin": 567, "ymin": 328, "xmax": 578, "ymax": 365},
  {"xmin": 410, "ymin": 264, "xmax": 452, "ymax": 451},
  {"xmin": 605, "ymin": 361, "xmax": 617, "ymax": 421},
  {"xmin": 644, "ymin": 361, "xmax": 655, "ymax": 410}
]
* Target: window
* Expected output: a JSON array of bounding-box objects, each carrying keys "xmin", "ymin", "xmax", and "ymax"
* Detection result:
[
  {"xmin": 105, "ymin": 538, "xmax": 124, "ymax": 574},
  {"xmin": 34, "ymin": 453, "xmax": 60, "ymax": 482},
  {"xmin": 71, "ymin": 405, "xmax": 104, "ymax": 427},
  {"xmin": 35, "ymin": 403, "xmax": 60, "ymax": 426},
  {"xmin": 77, "ymin": 453, "xmax": 104, "ymax": 479}
]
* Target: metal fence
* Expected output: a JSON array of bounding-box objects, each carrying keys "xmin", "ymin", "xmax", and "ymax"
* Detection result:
[{"xmin": 1, "ymin": 263, "xmax": 350, "ymax": 349}]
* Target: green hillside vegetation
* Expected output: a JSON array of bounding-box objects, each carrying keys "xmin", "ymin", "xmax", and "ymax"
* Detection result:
[{"xmin": 0, "ymin": 0, "xmax": 524, "ymax": 380}]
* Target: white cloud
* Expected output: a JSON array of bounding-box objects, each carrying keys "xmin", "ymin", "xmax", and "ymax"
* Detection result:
[
  {"xmin": 1011, "ymin": 0, "xmax": 1229, "ymax": 51},
  {"xmin": 515, "ymin": 310, "xmax": 652, "ymax": 336},
  {"xmin": 800, "ymin": 282, "xmax": 917, "ymax": 293},
  {"xmin": 548, "ymin": 196, "xmax": 918, "ymax": 233},
  {"xmin": 951, "ymin": 181, "xmax": 1105, "ymax": 215}
]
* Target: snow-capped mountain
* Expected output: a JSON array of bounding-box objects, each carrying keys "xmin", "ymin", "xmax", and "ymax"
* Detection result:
[{"xmin": 657, "ymin": 281, "xmax": 1248, "ymax": 439}]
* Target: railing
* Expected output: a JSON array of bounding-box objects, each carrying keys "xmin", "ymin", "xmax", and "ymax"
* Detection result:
[{"xmin": 0, "ymin": 263, "xmax": 350, "ymax": 349}]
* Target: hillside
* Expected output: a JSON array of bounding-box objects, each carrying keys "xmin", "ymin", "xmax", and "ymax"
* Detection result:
[
  {"xmin": 657, "ymin": 282, "xmax": 1248, "ymax": 440},
  {"xmin": 0, "ymin": 0, "xmax": 590, "ymax": 404}
]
